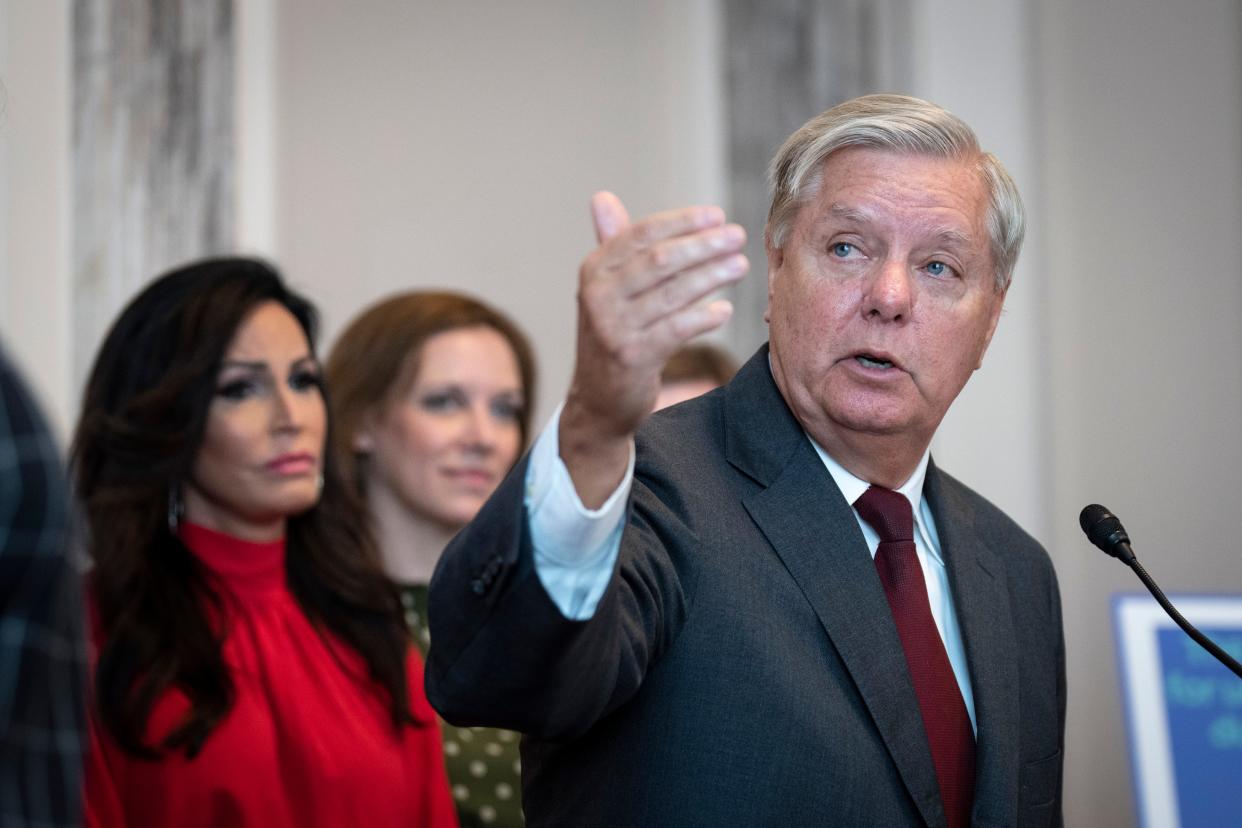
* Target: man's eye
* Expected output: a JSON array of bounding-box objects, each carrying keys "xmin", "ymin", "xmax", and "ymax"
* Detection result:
[
  {"xmin": 926, "ymin": 261, "xmax": 949, "ymax": 277},
  {"xmin": 831, "ymin": 242, "xmax": 854, "ymax": 258}
]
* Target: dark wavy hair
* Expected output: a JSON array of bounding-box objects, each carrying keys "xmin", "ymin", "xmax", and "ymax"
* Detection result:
[{"xmin": 71, "ymin": 257, "xmax": 418, "ymax": 759}]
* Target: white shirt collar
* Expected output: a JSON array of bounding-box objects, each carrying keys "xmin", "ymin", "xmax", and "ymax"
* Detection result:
[{"xmin": 806, "ymin": 435, "xmax": 941, "ymax": 564}]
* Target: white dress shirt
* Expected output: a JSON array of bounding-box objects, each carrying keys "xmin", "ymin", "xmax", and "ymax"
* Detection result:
[{"xmin": 525, "ymin": 403, "xmax": 976, "ymax": 731}]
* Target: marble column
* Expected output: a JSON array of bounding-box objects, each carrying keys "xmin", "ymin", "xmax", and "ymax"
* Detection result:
[{"xmin": 72, "ymin": 0, "xmax": 234, "ymax": 387}]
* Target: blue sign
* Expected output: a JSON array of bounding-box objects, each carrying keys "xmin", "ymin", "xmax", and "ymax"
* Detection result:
[{"xmin": 1114, "ymin": 595, "xmax": 1242, "ymax": 828}]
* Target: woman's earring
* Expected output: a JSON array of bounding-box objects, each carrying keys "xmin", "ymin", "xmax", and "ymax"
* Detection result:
[
  {"xmin": 167, "ymin": 486, "xmax": 185, "ymax": 533},
  {"xmin": 316, "ymin": 472, "xmax": 325, "ymax": 495}
]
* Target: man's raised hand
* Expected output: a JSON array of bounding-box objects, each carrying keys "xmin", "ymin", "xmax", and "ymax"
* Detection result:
[{"xmin": 560, "ymin": 192, "xmax": 748, "ymax": 507}]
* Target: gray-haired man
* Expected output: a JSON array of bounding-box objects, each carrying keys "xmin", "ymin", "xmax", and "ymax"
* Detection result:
[{"xmin": 428, "ymin": 94, "xmax": 1064, "ymax": 827}]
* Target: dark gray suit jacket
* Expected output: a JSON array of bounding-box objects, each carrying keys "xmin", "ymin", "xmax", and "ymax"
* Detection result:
[{"xmin": 427, "ymin": 346, "xmax": 1065, "ymax": 827}]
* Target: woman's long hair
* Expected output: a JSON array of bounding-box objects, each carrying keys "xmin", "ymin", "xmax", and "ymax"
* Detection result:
[{"xmin": 72, "ymin": 257, "xmax": 417, "ymax": 758}]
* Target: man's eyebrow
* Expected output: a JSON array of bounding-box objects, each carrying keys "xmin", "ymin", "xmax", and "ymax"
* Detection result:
[
  {"xmin": 931, "ymin": 228, "xmax": 973, "ymax": 248},
  {"xmin": 831, "ymin": 204, "xmax": 975, "ymax": 248},
  {"xmin": 830, "ymin": 204, "xmax": 870, "ymax": 223}
]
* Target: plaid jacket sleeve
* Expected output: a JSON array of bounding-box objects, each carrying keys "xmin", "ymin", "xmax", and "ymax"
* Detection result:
[{"xmin": 0, "ymin": 345, "xmax": 86, "ymax": 827}]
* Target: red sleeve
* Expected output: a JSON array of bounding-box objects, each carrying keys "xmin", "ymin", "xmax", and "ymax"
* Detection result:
[
  {"xmin": 82, "ymin": 703, "xmax": 127, "ymax": 827},
  {"xmin": 406, "ymin": 651, "xmax": 459, "ymax": 828},
  {"xmin": 82, "ymin": 589, "xmax": 126, "ymax": 828}
]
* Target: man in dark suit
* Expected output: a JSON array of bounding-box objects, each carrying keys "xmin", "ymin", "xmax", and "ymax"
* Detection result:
[{"xmin": 427, "ymin": 94, "xmax": 1065, "ymax": 827}]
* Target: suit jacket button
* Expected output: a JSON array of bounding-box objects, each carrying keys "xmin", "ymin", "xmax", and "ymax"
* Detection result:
[{"xmin": 470, "ymin": 579, "xmax": 486, "ymax": 595}]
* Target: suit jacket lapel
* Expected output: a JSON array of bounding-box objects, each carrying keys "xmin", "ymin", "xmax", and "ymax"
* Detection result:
[
  {"xmin": 925, "ymin": 465, "xmax": 1021, "ymax": 827},
  {"xmin": 724, "ymin": 348, "xmax": 945, "ymax": 827}
]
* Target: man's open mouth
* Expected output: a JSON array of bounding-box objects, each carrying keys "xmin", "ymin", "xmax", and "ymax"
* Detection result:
[{"xmin": 856, "ymin": 354, "xmax": 894, "ymax": 369}]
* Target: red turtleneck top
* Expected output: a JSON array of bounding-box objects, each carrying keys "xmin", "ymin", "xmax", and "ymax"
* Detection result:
[{"xmin": 84, "ymin": 523, "xmax": 458, "ymax": 827}]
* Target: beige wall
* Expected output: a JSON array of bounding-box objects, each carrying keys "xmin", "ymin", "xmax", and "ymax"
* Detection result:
[
  {"xmin": 0, "ymin": 0, "xmax": 71, "ymax": 440},
  {"xmin": 1038, "ymin": 1, "xmax": 1242, "ymax": 825},
  {"xmin": 270, "ymin": 0, "xmax": 725, "ymax": 428}
]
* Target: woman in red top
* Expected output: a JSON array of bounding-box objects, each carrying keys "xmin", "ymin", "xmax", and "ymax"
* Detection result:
[{"xmin": 73, "ymin": 258, "xmax": 457, "ymax": 827}]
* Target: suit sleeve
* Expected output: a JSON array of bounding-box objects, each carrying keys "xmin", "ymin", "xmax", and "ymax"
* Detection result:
[
  {"xmin": 424, "ymin": 446, "xmax": 694, "ymax": 742},
  {"xmin": 1051, "ymin": 561, "xmax": 1067, "ymax": 825}
]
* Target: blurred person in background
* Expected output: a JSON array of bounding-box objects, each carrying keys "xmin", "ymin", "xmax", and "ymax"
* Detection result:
[
  {"xmin": 654, "ymin": 342, "xmax": 739, "ymax": 411},
  {"xmin": 328, "ymin": 291, "xmax": 535, "ymax": 828},
  {"xmin": 73, "ymin": 258, "xmax": 456, "ymax": 827},
  {"xmin": 0, "ymin": 344, "xmax": 86, "ymax": 827}
]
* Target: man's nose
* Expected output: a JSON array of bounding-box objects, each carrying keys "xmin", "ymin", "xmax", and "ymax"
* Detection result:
[{"xmin": 863, "ymin": 259, "xmax": 913, "ymax": 322}]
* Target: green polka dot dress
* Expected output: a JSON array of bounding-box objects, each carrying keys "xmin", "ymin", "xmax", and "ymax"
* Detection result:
[{"xmin": 402, "ymin": 585, "xmax": 525, "ymax": 827}]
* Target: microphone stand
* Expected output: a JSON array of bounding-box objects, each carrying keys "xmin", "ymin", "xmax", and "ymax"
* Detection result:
[
  {"xmin": 1124, "ymin": 557, "xmax": 1242, "ymax": 680},
  {"xmin": 1080, "ymin": 504, "xmax": 1242, "ymax": 680}
]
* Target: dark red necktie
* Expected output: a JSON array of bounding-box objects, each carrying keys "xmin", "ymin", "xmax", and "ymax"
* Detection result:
[{"xmin": 854, "ymin": 485, "xmax": 975, "ymax": 828}]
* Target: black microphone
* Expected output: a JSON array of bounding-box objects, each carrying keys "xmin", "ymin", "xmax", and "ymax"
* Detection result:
[
  {"xmin": 1079, "ymin": 504, "xmax": 1242, "ymax": 680},
  {"xmin": 1078, "ymin": 504, "xmax": 1136, "ymax": 565}
]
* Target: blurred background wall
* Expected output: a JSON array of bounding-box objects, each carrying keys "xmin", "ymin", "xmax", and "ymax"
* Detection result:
[{"xmin": 1, "ymin": 1, "xmax": 1239, "ymax": 825}]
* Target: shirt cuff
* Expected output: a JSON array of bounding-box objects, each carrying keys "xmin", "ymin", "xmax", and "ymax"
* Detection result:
[{"xmin": 525, "ymin": 403, "xmax": 633, "ymax": 619}]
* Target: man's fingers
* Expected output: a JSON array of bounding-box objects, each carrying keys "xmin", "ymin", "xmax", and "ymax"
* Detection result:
[
  {"xmin": 625, "ymin": 253, "xmax": 748, "ymax": 329},
  {"xmin": 591, "ymin": 191, "xmax": 631, "ymax": 243},
  {"xmin": 615, "ymin": 224, "xmax": 747, "ymax": 298},
  {"xmin": 589, "ymin": 297, "xmax": 734, "ymax": 384},
  {"xmin": 581, "ymin": 221, "xmax": 744, "ymax": 302},
  {"xmin": 597, "ymin": 205, "xmax": 728, "ymax": 268},
  {"xmin": 648, "ymin": 299, "xmax": 735, "ymax": 352}
]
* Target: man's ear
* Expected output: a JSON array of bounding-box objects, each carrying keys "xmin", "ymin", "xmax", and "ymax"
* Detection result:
[
  {"xmin": 764, "ymin": 227, "xmax": 784, "ymax": 325},
  {"xmin": 975, "ymin": 287, "xmax": 1009, "ymax": 369}
]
